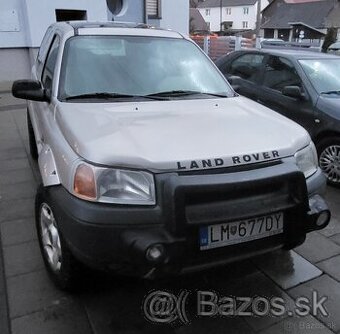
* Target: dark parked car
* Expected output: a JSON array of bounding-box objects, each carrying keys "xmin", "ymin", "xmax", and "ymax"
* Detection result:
[{"xmin": 216, "ymin": 49, "xmax": 340, "ymax": 186}]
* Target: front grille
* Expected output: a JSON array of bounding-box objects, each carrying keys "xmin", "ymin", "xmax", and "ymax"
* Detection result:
[{"xmin": 160, "ymin": 162, "xmax": 309, "ymax": 237}]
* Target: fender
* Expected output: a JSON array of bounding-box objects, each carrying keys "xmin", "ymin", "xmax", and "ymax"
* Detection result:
[{"xmin": 38, "ymin": 144, "xmax": 61, "ymax": 186}]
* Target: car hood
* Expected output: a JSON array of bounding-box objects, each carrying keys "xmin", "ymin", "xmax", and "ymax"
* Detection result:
[{"xmin": 55, "ymin": 96, "xmax": 310, "ymax": 172}]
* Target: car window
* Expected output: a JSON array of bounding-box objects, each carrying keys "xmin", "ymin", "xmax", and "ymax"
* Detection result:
[
  {"xmin": 37, "ymin": 27, "xmax": 53, "ymax": 64},
  {"xmin": 299, "ymin": 58, "xmax": 340, "ymax": 94},
  {"xmin": 263, "ymin": 56, "xmax": 302, "ymax": 92},
  {"xmin": 41, "ymin": 36, "xmax": 60, "ymax": 93},
  {"xmin": 59, "ymin": 36, "xmax": 233, "ymax": 100},
  {"xmin": 228, "ymin": 53, "xmax": 265, "ymax": 82}
]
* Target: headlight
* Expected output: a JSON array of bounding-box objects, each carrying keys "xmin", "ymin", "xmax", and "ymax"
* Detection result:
[
  {"xmin": 73, "ymin": 163, "xmax": 156, "ymax": 205},
  {"xmin": 295, "ymin": 142, "xmax": 318, "ymax": 178}
]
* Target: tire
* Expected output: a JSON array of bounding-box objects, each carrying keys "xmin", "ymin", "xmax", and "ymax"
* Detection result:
[
  {"xmin": 27, "ymin": 109, "xmax": 38, "ymax": 160},
  {"xmin": 317, "ymin": 137, "xmax": 340, "ymax": 188},
  {"xmin": 35, "ymin": 185, "xmax": 81, "ymax": 291}
]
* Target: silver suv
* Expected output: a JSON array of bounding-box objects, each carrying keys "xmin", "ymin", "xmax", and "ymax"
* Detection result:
[{"xmin": 12, "ymin": 22, "xmax": 330, "ymax": 290}]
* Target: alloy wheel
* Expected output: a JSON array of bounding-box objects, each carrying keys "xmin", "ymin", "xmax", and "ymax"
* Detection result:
[
  {"xmin": 40, "ymin": 203, "xmax": 62, "ymax": 271},
  {"xmin": 319, "ymin": 145, "xmax": 340, "ymax": 184}
]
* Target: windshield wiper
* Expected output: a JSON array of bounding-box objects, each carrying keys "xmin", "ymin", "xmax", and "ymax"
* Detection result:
[
  {"xmin": 146, "ymin": 90, "xmax": 228, "ymax": 98},
  {"xmin": 64, "ymin": 92, "xmax": 166, "ymax": 101},
  {"xmin": 320, "ymin": 90, "xmax": 340, "ymax": 95}
]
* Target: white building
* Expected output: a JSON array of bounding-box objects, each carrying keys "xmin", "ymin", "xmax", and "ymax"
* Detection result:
[
  {"xmin": 197, "ymin": 0, "xmax": 268, "ymax": 33},
  {"xmin": 0, "ymin": 0, "xmax": 189, "ymax": 83}
]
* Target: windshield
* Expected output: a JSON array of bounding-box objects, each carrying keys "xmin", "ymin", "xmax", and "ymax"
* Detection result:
[
  {"xmin": 59, "ymin": 36, "xmax": 232, "ymax": 101},
  {"xmin": 299, "ymin": 59, "xmax": 340, "ymax": 95}
]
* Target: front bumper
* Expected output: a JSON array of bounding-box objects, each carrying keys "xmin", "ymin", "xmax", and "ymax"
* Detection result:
[{"xmin": 48, "ymin": 162, "xmax": 330, "ymax": 277}]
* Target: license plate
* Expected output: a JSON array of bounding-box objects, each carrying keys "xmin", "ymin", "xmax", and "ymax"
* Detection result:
[{"xmin": 199, "ymin": 212, "xmax": 283, "ymax": 250}]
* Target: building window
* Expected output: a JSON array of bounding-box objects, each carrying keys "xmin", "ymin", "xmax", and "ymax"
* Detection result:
[
  {"xmin": 205, "ymin": 9, "xmax": 211, "ymax": 16},
  {"xmin": 226, "ymin": 7, "xmax": 231, "ymax": 15},
  {"xmin": 243, "ymin": 7, "xmax": 249, "ymax": 15},
  {"xmin": 242, "ymin": 21, "xmax": 248, "ymax": 29},
  {"xmin": 146, "ymin": 0, "xmax": 161, "ymax": 19},
  {"xmin": 206, "ymin": 22, "xmax": 211, "ymax": 30},
  {"xmin": 55, "ymin": 9, "xmax": 87, "ymax": 22}
]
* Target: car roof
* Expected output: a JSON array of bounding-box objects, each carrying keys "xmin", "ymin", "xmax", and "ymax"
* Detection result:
[
  {"xmin": 329, "ymin": 41, "xmax": 340, "ymax": 48},
  {"xmin": 50, "ymin": 21, "xmax": 183, "ymax": 39},
  {"xmin": 235, "ymin": 48, "xmax": 339, "ymax": 60}
]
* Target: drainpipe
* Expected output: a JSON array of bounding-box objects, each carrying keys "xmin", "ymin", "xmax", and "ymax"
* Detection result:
[
  {"xmin": 144, "ymin": 0, "xmax": 148, "ymax": 24},
  {"xmin": 255, "ymin": 0, "xmax": 262, "ymax": 37},
  {"xmin": 220, "ymin": 0, "xmax": 223, "ymax": 33}
]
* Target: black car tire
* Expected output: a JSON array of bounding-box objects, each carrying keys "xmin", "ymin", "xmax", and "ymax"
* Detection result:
[
  {"xmin": 27, "ymin": 109, "xmax": 38, "ymax": 160},
  {"xmin": 317, "ymin": 137, "xmax": 340, "ymax": 187},
  {"xmin": 35, "ymin": 184, "xmax": 81, "ymax": 291}
]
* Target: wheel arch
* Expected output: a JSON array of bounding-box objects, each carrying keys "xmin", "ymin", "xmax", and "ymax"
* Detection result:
[{"xmin": 314, "ymin": 131, "xmax": 340, "ymax": 150}]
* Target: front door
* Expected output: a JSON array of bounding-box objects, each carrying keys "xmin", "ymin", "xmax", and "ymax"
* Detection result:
[{"xmin": 256, "ymin": 55, "xmax": 316, "ymax": 134}]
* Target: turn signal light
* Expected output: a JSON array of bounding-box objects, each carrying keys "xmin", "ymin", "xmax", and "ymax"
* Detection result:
[{"xmin": 74, "ymin": 164, "xmax": 96, "ymax": 200}]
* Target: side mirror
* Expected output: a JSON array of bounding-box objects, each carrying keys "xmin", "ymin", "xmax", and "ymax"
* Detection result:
[
  {"xmin": 282, "ymin": 86, "xmax": 305, "ymax": 100},
  {"xmin": 12, "ymin": 80, "xmax": 50, "ymax": 102},
  {"xmin": 228, "ymin": 75, "xmax": 242, "ymax": 92}
]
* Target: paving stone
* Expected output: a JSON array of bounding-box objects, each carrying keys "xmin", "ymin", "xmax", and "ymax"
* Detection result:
[
  {"xmin": 0, "ymin": 138, "xmax": 23, "ymax": 151},
  {"xmin": 0, "ymin": 181, "xmax": 36, "ymax": 201},
  {"xmin": 317, "ymin": 255, "xmax": 340, "ymax": 282},
  {"xmin": 0, "ymin": 169, "xmax": 35, "ymax": 185},
  {"xmin": 0, "ymin": 218, "xmax": 36, "ymax": 246},
  {"xmin": 319, "ymin": 217, "xmax": 340, "ymax": 238},
  {"xmin": 289, "ymin": 275, "xmax": 340, "ymax": 333},
  {"xmin": 0, "ymin": 233, "xmax": 10, "ymax": 334},
  {"xmin": 0, "ymin": 112, "xmax": 16, "ymax": 129},
  {"xmin": 295, "ymin": 232, "xmax": 340, "ymax": 263},
  {"xmin": 0, "ymin": 147, "xmax": 27, "ymax": 161},
  {"xmin": 258, "ymin": 315, "xmax": 335, "ymax": 334},
  {"xmin": 226, "ymin": 272, "xmax": 297, "ymax": 332},
  {"xmin": 175, "ymin": 317, "xmax": 254, "ymax": 334},
  {"xmin": 0, "ymin": 198, "xmax": 35, "ymax": 223},
  {"xmin": 330, "ymin": 233, "xmax": 340, "ymax": 246},
  {"xmin": 0, "ymin": 94, "xmax": 24, "ymax": 108},
  {"xmin": 326, "ymin": 201, "xmax": 340, "ymax": 220},
  {"xmin": 11, "ymin": 300, "xmax": 92, "ymax": 334},
  {"xmin": 0, "ymin": 159, "xmax": 30, "ymax": 172},
  {"xmin": 7, "ymin": 270, "xmax": 70, "ymax": 319},
  {"xmin": 325, "ymin": 187, "xmax": 340, "ymax": 204},
  {"xmin": 253, "ymin": 250, "xmax": 322, "ymax": 290},
  {"xmin": 81, "ymin": 280, "xmax": 152, "ymax": 334},
  {"xmin": 81, "ymin": 262, "xmax": 259, "ymax": 333},
  {"xmin": 4, "ymin": 240, "xmax": 44, "ymax": 277},
  {"xmin": 0, "ymin": 293, "xmax": 10, "ymax": 334}
]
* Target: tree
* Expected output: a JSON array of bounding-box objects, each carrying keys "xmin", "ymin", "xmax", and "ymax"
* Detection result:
[
  {"xmin": 190, "ymin": 0, "xmax": 204, "ymax": 8},
  {"xmin": 322, "ymin": 27, "xmax": 337, "ymax": 53}
]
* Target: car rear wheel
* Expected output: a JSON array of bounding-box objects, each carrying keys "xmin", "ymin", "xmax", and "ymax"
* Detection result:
[
  {"xmin": 317, "ymin": 137, "xmax": 340, "ymax": 187},
  {"xmin": 35, "ymin": 185, "xmax": 81, "ymax": 290},
  {"xmin": 27, "ymin": 109, "xmax": 38, "ymax": 160}
]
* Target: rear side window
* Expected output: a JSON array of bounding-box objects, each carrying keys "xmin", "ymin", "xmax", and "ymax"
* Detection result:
[
  {"xmin": 263, "ymin": 56, "xmax": 302, "ymax": 92},
  {"xmin": 228, "ymin": 53, "xmax": 265, "ymax": 82},
  {"xmin": 41, "ymin": 36, "xmax": 60, "ymax": 92}
]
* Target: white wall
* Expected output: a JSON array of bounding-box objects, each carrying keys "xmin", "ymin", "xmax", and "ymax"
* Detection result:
[
  {"xmin": 158, "ymin": 0, "xmax": 189, "ymax": 34},
  {"xmin": 198, "ymin": 2, "xmax": 267, "ymax": 32},
  {"xmin": 112, "ymin": 0, "xmax": 145, "ymax": 23},
  {"xmin": 0, "ymin": 0, "xmax": 28, "ymax": 48},
  {"xmin": 0, "ymin": 0, "xmax": 108, "ymax": 48},
  {"xmin": 24, "ymin": 0, "xmax": 108, "ymax": 47},
  {"xmin": 0, "ymin": 48, "xmax": 31, "ymax": 81}
]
